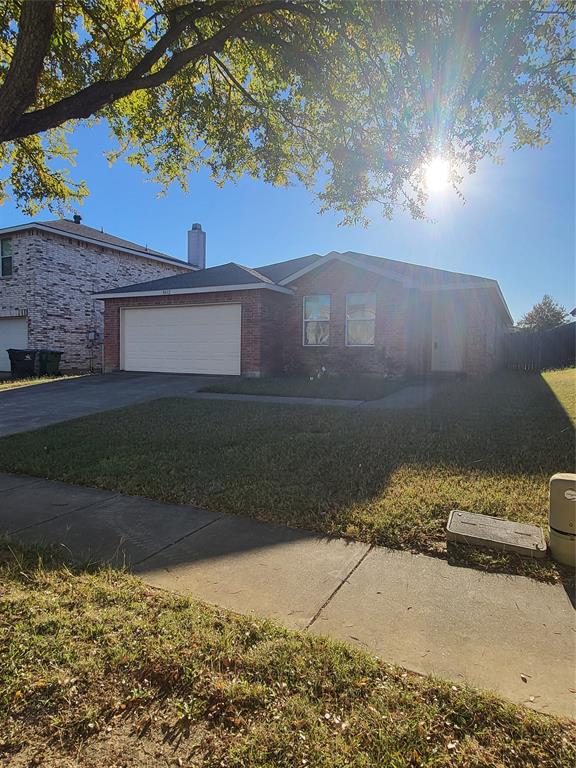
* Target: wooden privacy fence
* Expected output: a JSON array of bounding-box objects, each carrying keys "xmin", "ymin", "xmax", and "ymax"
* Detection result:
[{"xmin": 504, "ymin": 322, "xmax": 576, "ymax": 371}]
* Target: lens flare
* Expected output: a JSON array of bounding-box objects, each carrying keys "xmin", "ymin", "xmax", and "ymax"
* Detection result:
[{"xmin": 425, "ymin": 157, "xmax": 450, "ymax": 193}]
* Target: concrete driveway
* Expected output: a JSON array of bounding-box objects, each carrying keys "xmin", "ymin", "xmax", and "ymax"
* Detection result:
[
  {"xmin": 0, "ymin": 373, "xmax": 223, "ymax": 437},
  {"xmin": 0, "ymin": 373, "xmax": 446, "ymax": 438}
]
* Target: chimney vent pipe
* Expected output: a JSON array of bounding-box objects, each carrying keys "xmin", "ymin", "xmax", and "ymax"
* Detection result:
[{"xmin": 187, "ymin": 223, "xmax": 206, "ymax": 269}]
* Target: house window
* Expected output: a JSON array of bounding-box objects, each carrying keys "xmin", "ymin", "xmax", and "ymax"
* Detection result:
[
  {"xmin": 346, "ymin": 293, "xmax": 376, "ymax": 346},
  {"xmin": 1, "ymin": 239, "xmax": 12, "ymax": 277},
  {"xmin": 303, "ymin": 295, "xmax": 330, "ymax": 346}
]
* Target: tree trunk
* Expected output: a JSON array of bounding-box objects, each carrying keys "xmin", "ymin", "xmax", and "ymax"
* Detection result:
[{"xmin": 0, "ymin": 1, "xmax": 56, "ymax": 137}]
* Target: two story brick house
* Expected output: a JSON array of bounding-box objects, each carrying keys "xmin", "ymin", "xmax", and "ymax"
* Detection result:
[
  {"xmin": 0, "ymin": 217, "xmax": 198, "ymax": 372},
  {"xmin": 96, "ymin": 249, "xmax": 513, "ymax": 377}
]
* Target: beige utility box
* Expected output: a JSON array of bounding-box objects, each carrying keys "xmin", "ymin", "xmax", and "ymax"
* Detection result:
[{"xmin": 549, "ymin": 473, "xmax": 576, "ymax": 568}]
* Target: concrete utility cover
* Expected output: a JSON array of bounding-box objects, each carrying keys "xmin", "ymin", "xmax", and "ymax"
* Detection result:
[{"xmin": 446, "ymin": 510, "xmax": 547, "ymax": 558}]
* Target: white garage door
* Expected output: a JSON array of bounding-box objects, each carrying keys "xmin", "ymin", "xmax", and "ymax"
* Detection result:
[
  {"xmin": 0, "ymin": 317, "xmax": 28, "ymax": 371},
  {"xmin": 122, "ymin": 304, "xmax": 241, "ymax": 375}
]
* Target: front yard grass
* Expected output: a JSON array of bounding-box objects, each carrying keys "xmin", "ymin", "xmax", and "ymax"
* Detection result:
[
  {"xmin": 0, "ymin": 370, "xmax": 573, "ymax": 582},
  {"xmin": 1, "ymin": 542, "xmax": 574, "ymax": 767},
  {"xmin": 200, "ymin": 374, "xmax": 404, "ymax": 400}
]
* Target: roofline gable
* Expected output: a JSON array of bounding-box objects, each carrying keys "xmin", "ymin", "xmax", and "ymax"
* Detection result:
[
  {"xmin": 233, "ymin": 262, "xmax": 277, "ymax": 284},
  {"xmin": 2, "ymin": 219, "xmax": 512, "ymax": 323},
  {"xmin": 255, "ymin": 253, "xmax": 323, "ymax": 282},
  {"xmin": 492, "ymin": 283, "xmax": 514, "ymax": 325},
  {"xmin": 420, "ymin": 282, "xmax": 513, "ymax": 325},
  {"xmin": 278, "ymin": 251, "xmax": 414, "ymax": 287},
  {"xmin": 0, "ymin": 222, "xmax": 194, "ymax": 271},
  {"xmin": 278, "ymin": 250, "xmax": 513, "ymax": 324}
]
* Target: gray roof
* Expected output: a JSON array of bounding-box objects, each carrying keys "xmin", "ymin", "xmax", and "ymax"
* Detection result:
[
  {"xmin": 257, "ymin": 250, "xmax": 497, "ymax": 289},
  {"xmin": 97, "ymin": 262, "xmax": 275, "ymax": 295},
  {"xmin": 339, "ymin": 251, "xmax": 498, "ymax": 289},
  {"xmin": 92, "ymin": 246, "xmax": 510, "ymax": 322},
  {"xmin": 39, "ymin": 219, "xmax": 186, "ymax": 264},
  {"xmin": 256, "ymin": 253, "xmax": 322, "ymax": 282}
]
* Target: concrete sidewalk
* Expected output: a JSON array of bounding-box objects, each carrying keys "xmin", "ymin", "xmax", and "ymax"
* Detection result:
[
  {"xmin": 1, "ymin": 471, "xmax": 574, "ymax": 719},
  {"xmin": 359, "ymin": 381, "xmax": 447, "ymax": 409}
]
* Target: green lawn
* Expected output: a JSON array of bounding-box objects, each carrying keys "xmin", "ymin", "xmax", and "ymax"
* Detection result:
[
  {"xmin": 0, "ymin": 370, "xmax": 573, "ymax": 577},
  {"xmin": 199, "ymin": 375, "xmax": 404, "ymax": 400},
  {"xmin": 1, "ymin": 543, "xmax": 573, "ymax": 767}
]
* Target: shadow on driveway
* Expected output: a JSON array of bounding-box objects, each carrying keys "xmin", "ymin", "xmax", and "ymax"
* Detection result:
[{"xmin": 0, "ymin": 372, "xmax": 226, "ymax": 437}]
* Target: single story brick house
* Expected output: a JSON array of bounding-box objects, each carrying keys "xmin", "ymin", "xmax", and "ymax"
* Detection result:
[
  {"xmin": 0, "ymin": 217, "xmax": 199, "ymax": 372},
  {"xmin": 96, "ymin": 248, "xmax": 513, "ymax": 377}
]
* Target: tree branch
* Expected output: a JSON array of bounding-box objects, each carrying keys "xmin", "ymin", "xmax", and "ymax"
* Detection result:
[
  {"xmin": 0, "ymin": 1, "xmax": 56, "ymax": 135},
  {"xmin": 0, "ymin": 1, "xmax": 318, "ymax": 143},
  {"xmin": 210, "ymin": 53, "xmax": 262, "ymax": 109}
]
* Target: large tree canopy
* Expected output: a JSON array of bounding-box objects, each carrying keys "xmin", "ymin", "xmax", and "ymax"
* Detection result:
[{"xmin": 0, "ymin": 1, "xmax": 573, "ymax": 222}]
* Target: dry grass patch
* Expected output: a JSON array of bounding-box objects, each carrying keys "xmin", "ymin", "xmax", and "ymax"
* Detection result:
[
  {"xmin": 1, "ymin": 542, "xmax": 574, "ymax": 768},
  {"xmin": 0, "ymin": 374, "xmax": 84, "ymax": 392}
]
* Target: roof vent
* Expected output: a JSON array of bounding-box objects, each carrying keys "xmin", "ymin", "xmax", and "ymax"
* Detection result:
[{"xmin": 73, "ymin": 214, "xmax": 82, "ymax": 224}]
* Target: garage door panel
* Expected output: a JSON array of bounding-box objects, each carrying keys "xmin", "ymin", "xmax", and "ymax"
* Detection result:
[
  {"xmin": 122, "ymin": 305, "xmax": 241, "ymax": 375},
  {"xmin": 0, "ymin": 317, "xmax": 28, "ymax": 371}
]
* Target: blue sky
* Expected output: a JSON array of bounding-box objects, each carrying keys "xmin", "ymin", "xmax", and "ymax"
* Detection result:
[{"xmin": 1, "ymin": 111, "xmax": 574, "ymax": 322}]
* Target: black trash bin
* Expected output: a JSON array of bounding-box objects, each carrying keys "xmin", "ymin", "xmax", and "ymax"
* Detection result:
[
  {"xmin": 38, "ymin": 349, "xmax": 63, "ymax": 376},
  {"xmin": 7, "ymin": 349, "xmax": 37, "ymax": 378}
]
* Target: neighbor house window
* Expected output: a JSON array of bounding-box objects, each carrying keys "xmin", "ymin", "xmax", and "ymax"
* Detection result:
[
  {"xmin": 1, "ymin": 239, "xmax": 12, "ymax": 277},
  {"xmin": 346, "ymin": 293, "xmax": 376, "ymax": 346},
  {"xmin": 303, "ymin": 295, "xmax": 330, "ymax": 346}
]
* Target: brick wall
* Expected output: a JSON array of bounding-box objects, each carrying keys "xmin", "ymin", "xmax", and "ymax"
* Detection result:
[
  {"xmin": 0, "ymin": 231, "xmax": 37, "ymax": 326},
  {"xmin": 98, "ymin": 258, "xmax": 508, "ymax": 378},
  {"xmin": 260, "ymin": 290, "xmax": 288, "ymax": 374},
  {"xmin": 280, "ymin": 260, "xmax": 508, "ymax": 377},
  {"xmin": 463, "ymin": 287, "xmax": 508, "ymax": 375},
  {"xmin": 103, "ymin": 289, "xmax": 285, "ymax": 376},
  {"xmin": 282, "ymin": 259, "xmax": 423, "ymax": 376},
  {"xmin": 0, "ymin": 229, "xmax": 188, "ymax": 371},
  {"xmin": 423, "ymin": 286, "xmax": 508, "ymax": 376}
]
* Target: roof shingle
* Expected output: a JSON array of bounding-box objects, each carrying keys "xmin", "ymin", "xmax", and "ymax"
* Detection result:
[
  {"xmin": 95, "ymin": 262, "xmax": 274, "ymax": 295},
  {"xmin": 38, "ymin": 219, "xmax": 187, "ymax": 265},
  {"xmin": 256, "ymin": 253, "xmax": 322, "ymax": 282}
]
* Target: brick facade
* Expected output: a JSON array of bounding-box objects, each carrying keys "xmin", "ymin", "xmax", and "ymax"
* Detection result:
[
  {"xmin": 100, "ymin": 257, "xmax": 508, "ymax": 378},
  {"xmin": 279, "ymin": 261, "xmax": 508, "ymax": 377},
  {"xmin": 462, "ymin": 287, "xmax": 507, "ymax": 375},
  {"xmin": 102, "ymin": 290, "xmax": 286, "ymax": 376},
  {"xmin": 283, "ymin": 260, "xmax": 424, "ymax": 376},
  {"xmin": 0, "ymin": 229, "xmax": 188, "ymax": 371}
]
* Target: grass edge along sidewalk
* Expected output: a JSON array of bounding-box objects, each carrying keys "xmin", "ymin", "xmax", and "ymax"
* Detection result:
[
  {"xmin": 1, "ymin": 541, "xmax": 574, "ymax": 767},
  {"xmin": 199, "ymin": 374, "xmax": 404, "ymax": 401}
]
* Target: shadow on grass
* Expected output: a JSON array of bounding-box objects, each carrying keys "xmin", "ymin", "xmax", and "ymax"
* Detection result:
[
  {"xmin": 0, "ymin": 371, "xmax": 573, "ymax": 586},
  {"xmin": 0, "ymin": 537, "xmax": 114, "ymax": 583}
]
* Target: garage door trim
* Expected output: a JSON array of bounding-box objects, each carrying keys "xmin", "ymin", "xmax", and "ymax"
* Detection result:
[{"xmin": 120, "ymin": 303, "xmax": 242, "ymax": 375}]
